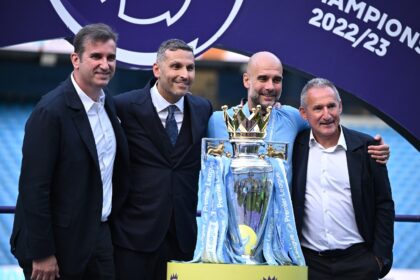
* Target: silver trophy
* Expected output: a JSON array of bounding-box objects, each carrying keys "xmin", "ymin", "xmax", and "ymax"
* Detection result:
[{"xmin": 200, "ymin": 105, "xmax": 287, "ymax": 263}]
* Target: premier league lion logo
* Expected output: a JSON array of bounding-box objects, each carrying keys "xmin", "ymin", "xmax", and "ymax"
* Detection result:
[{"xmin": 49, "ymin": 0, "xmax": 243, "ymax": 68}]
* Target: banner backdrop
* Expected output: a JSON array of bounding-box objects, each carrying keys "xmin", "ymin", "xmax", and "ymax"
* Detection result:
[{"xmin": 0, "ymin": 0, "xmax": 419, "ymax": 148}]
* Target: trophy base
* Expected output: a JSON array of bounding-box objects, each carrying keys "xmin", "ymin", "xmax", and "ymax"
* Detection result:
[{"xmin": 167, "ymin": 262, "xmax": 307, "ymax": 280}]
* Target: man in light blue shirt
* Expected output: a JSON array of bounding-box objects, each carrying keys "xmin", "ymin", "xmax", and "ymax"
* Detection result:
[{"xmin": 207, "ymin": 51, "xmax": 390, "ymax": 185}]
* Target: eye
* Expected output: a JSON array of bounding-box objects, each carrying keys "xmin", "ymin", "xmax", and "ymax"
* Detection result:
[
  {"xmin": 257, "ymin": 76, "xmax": 268, "ymax": 82},
  {"xmin": 273, "ymin": 76, "xmax": 283, "ymax": 83},
  {"xmin": 107, "ymin": 54, "xmax": 116, "ymax": 62},
  {"xmin": 91, "ymin": 53, "xmax": 101, "ymax": 60},
  {"xmin": 171, "ymin": 63, "xmax": 182, "ymax": 69}
]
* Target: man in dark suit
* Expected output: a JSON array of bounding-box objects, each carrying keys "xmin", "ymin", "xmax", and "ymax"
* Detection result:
[
  {"xmin": 111, "ymin": 39, "xmax": 213, "ymax": 280},
  {"xmin": 10, "ymin": 23, "xmax": 129, "ymax": 280},
  {"xmin": 292, "ymin": 78, "xmax": 394, "ymax": 280}
]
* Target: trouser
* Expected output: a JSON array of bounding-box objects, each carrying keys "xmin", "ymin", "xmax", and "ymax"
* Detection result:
[
  {"xmin": 20, "ymin": 222, "xmax": 115, "ymax": 280},
  {"xmin": 302, "ymin": 243, "xmax": 381, "ymax": 280},
  {"xmin": 114, "ymin": 228, "xmax": 193, "ymax": 280}
]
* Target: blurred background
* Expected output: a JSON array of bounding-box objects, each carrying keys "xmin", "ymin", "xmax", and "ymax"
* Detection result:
[{"xmin": 0, "ymin": 39, "xmax": 418, "ymax": 279}]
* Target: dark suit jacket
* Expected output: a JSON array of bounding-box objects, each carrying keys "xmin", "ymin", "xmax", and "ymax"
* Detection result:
[
  {"xmin": 10, "ymin": 77, "xmax": 130, "ymax": 274},
  {"xmin": 292, "ymin": 126, "xmax": 394, "ymax": 278},
  {"xmin": 111, "ymin": 80, "xmax": 212, "ymax": 254}
]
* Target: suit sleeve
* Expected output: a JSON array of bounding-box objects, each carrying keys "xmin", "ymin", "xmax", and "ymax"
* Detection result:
[
  {"xmin": 19, "ymin": 106, "xmax": 60, "ymax": 260},
  {"xmin": 369, "ymin": 151, "xmax": 394, "ymax": 277}
]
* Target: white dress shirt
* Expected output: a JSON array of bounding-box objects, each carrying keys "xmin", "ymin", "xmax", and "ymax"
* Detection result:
[
  {"xmin": 301, "ymin": 127, "xmax": 364, "ymax": 251},
  {"xmin": 150, "ymin": 83, "xmax": 184, "ymax": 131},
  {"xmin": 71, "ymin": 73, "xmax": 116, "ymax": 222}
]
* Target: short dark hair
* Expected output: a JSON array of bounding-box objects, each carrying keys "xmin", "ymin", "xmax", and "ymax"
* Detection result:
[
  {"xmin": 156, "ymin": 39, "xmax": 193, "ymax": 63},
  {"xmin": 73, "ymin": 23, "xmax": 118, "ymax": 56}
]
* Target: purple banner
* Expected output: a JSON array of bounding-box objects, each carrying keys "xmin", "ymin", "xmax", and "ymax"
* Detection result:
[{"xmin": 0, "ymin": 0, "xmax": 419, "ymax": 147}]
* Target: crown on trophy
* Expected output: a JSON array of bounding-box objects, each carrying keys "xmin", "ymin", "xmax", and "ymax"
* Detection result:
[{"xmin": 222, "ymin": 105, "xmax": 272, "ymax": 139}]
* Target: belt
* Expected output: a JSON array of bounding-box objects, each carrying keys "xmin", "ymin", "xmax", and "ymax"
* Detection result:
[{"xmin": 302, "ymin": 243, "xmax": 366, "ymax": 258}]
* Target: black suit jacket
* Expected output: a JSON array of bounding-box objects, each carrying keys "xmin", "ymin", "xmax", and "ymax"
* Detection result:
[
  {"xmin": 111, "ymin": 80, "xmax": 212, "ymax": 254},
  {"xmin": 292, "ymin": 126, "xmax": 394, "ymax": 278},
  {"xmin": 10, "ymin": 77, "xmax": 130, "ymax": 274}
]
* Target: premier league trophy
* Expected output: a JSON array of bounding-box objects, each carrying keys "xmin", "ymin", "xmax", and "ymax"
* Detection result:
[{"xmin": 192, "ymin": 105, "xmax": 305, "ymax": 266}]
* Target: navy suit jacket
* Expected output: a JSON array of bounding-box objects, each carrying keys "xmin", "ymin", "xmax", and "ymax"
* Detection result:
[
  {"xmin": 111, "ymin": 80, "xmax": 212, "ymax": 253},
  {"xmin": 10, "ymin": 77, "xmax": 130, "ymax": 274},
  {"xmin": 292, "ymin": 126, "xmax": 394, "ymax": 278}
]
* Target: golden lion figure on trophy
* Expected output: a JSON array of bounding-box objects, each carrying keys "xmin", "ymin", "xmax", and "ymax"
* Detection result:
[
  {"xmin": 207, "ymin": 142, "xmax": 225, "ymax": 157},
  {"xmin": 266, "ymin": 144, "xmax": 285, "ymax": 159}
]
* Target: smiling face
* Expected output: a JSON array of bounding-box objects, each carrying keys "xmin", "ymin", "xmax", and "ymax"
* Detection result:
[
  {"xmin": 300, "ymin": 86, "xmax": 342, "ymax": 147},
  {"xmin": 71, "ymin": 38, "xmax": 116, "ymax": 100},
  {"xmin": 244, "ymin": 52, "xmax": 283, "ymax": 111},
  {"xmin": 153, "ymin": 49, "xmax": 195, "ymax": 104}
]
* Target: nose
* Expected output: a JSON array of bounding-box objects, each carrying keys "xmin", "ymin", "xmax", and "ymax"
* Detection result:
[
  {"xmin": 265, "ymin": 80, "xmax": 274, "ymax": 91},
  {"xmin": 99, "ymin": 57, "xmax": 111, "ymax": 70},
  {"xmin": 321, "ymin": 107, "xmax": 331, "ymax": 119},
  {"xmin": 178, "ymin": 67, "xmax": 188, "ymax": 79}
]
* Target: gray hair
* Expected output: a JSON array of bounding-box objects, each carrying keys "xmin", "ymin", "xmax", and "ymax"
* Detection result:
[
  {"xmin": 156, "ymin": 39, "xmax": 193, "ymax": 63},
  {"xmin": 300, "ymin": 78, "xmax": 341, "ymax": 108},
  {"xmin": 73, "ymin": 23, "xmax": 118, "ymax": 57}
]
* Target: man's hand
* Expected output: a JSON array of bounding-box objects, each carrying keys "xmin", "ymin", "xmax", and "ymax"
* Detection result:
[
  {"xmin": 31, "ymin": 255, "xmax": 60, "ymax": 280},
  {"xmin": 368, "ymin": 134, "xmax": 390, "ymax": 164}
]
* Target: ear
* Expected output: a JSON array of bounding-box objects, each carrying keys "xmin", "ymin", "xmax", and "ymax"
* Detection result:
[
  {"xmin": 338, "ymin": 101, "xmax": 343, "ymax": 115},
  {"xmin": 243, "ymin": 72, "xmax": 250, "ymax": 89},
  {"xmin": 70, "ymin": 52, "xmax": 80, "ymax": 69},
  {"xmin": 299, "ymin": 106, "xmax": 308, "ymax": 120},
  {"xmin": 152, "ymin": 63, "xmax": 160, "ymax": 78}
]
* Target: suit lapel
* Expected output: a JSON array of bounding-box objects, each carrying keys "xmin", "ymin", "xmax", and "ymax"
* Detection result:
[
  {"xmin": 343, "ymin": 127, "xmax": 364, "ymax": 222},
  {"xmin": 293, "ymin": 130, "xmax": 310, "ymax": 234},
  {"xmin": 185, "ymin": 95, "xmax": 200, "ymax": 144},
  {"xmin": 295, "ymin": 130, "xmax": 310, "ymax": 195},
  {"xmin": 171, "ymin": 97, "xmax": 195, "ymax": 169},
  {"xmin": 64, "ymin": 78, "xmax": 100, "ymax": 172},
  {"xmin": 130, "ymin": 86, "xmax": 174, "ymax": 161},
  {"xmin": 105, "ymin": 94, "xmax": 128, "ymax": 163}
]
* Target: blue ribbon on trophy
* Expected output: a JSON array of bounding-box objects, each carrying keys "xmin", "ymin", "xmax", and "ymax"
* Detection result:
[{"xmin": 193, "ymin": 105, "xmax": 305, "ymax": 266}]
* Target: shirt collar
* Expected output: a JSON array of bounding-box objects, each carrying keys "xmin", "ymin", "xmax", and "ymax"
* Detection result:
[
  {"xmin": 71, "ymin": 72, "xmax": 105, "ymax": 113},
  {"xmin": 309, "ymin": 125, "xmax": 347, "ymax": 151},
  {"xmin": 150, "ymin": 82, "xmax": 184, "ymax": 113}
]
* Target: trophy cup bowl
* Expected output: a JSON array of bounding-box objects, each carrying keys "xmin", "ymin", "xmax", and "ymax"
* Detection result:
[{"xmin": 229, "ymin": 139, "xmax": 273, "ymax": 263}]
